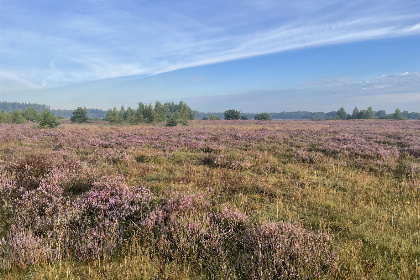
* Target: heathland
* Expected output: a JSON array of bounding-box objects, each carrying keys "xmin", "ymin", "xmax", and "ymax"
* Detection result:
[{"xmin": 0, "ymin": 120, "xmax": 419, "ymax": 279}]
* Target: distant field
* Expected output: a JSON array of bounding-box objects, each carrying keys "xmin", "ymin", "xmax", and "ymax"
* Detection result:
[{"xmin": 0, "ymin": 120, "xmax": 419, "ymax": 279}]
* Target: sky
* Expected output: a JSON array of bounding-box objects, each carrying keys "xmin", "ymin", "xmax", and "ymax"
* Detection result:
[{"xmin": 1, "ymin": 0, "xmax": 420, "ymax": 112}]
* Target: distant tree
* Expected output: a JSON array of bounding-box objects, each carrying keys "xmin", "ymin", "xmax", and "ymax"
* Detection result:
[
  {"xmin": 224, "ymin": 109, "xmax": 241, "ymax": 120},
  {"xmin": 135, "ymin": 102, "xmax": 146, "ymax": 123},
  {"xmin": 143, "ymin": 104, "xmax": 157, "ymax": 123},
  {"xmin": 24, "ymin": 107, "xmax": 41, "ymax": 122},
  {"xmin": 366, "ymin": 106, "xmax": 375, "ymax": 119},
  {"xmin": 240, "ymin": 115, "xmax": 248, "ymax": 120},
  {"xmin": 407, "ymin": 112, "xmax": 420, "ymax": 119},
  {"xmin": 202, "ymin": 117, "xmax": 209, "ymax": 120},
  {"xmin": 38, "ymin": 109, "xmax": 60, "ymax": 128},
  {"xmin": 375, "ymin": 110, "xmax": 387, "ymax": 118},
  {"xmin": 254, "ymin": 113, "xmax": 271, "ymax": 121},
  {"xmin": 125, "ymin": 107, "xmax": 138, "ymax": 124},
  {"xmin": 351, "ymin": 107, "xmax": 359, "ymax": 119},
  {"xmin": 336, "ymin": 107, "xmax": 347, "ymax": 120},
  {"xmin": 106, "ymin": 107, "xmax": 122, "ymax": 124},
  {"xmin": 209, "ymin": 114, "xmax": 220, "ymax": 120},
  {"xmin": 70, "ymin": 107, "xmax": 89, "ymax": 123},
  {"xmin": 119, "ymin": 106, "xmax": 126, "ymax": 120},
  {"xmin": 393, "ymin": 108, "xmax": 404, "ymax": 120},
  {"xmin": 0, "ymin": 101, "xmax": 48, "ymax": 113},
  {"xmin": 0, "ymin": 111, "xmax": 11, "ymax": 123},
  {"xmin": 325, "ymin": 111, "xmax": 337, "ymax": 120},
  {"xmin": 10, "ymin": 110, "xmax": 27, "ymax": 124},
  {"xmin": 154, "ymin": 101, "xmax": 168, "ymax": 123}
]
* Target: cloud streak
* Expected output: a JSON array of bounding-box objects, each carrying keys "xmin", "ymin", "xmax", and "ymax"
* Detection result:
[{"xmin": 182, "ymin": 72, "xmax": 420, "ymax": 112}]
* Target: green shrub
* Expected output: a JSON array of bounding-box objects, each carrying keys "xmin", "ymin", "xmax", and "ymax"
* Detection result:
[
  {"xmin": 38, "ymin": 109, "xmax": 60, "ymax": 128},
  {"xmin": 166, "ymin": 117, "xmax": 178, "ymax": 127},
  {"xmin": 254, "ymin": 113, "xmax": 271, "ymax": 120},
  {"xmin": 209, "ymin": 114, "xmax": 220, "ymax": 120},
  {"xmin": 179, "ymin": 118, "xmax": 189, "ymax": 126},
  {"xmin": 70, "ymin": 107, "xmax": 89, "ymax": 123},
  {"xmin": 224, "ymin": 109, "xmax": 240, "ymax": 120}
]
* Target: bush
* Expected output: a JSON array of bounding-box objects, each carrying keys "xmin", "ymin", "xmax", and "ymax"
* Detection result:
[
  {"xmin": 70, "ymin": 107, "xmax": 89, "ymax": 123},
  {"xmin": 179, "ymin": 118, "xmax": 189, "ymax": 126},
  {"xmin": 166, "ymin": 117, "xmax": 178, "ymax": 127},
  {"xmin": 38, "ymin": 109, "xmax": 60, "ymax": 128},
  {"xmin": 23, "ymin": 107, "xmax": 41, "ymax": 122},
  {"xmin": 224, "ymin": 109, "xmax": 241, "ymax": 120},
  {"xmin": 10, "ymin": 110, "xmax": 27, "ymax": 124},
  {"xmin": 209, "ymin": 114, "xmax": 220, "ymax": 120},
  {"xmin": 254, "ymin": 112, "xmax": 271, "ymax": 120}
]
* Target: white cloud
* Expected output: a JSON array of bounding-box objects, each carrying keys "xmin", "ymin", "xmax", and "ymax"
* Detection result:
[{"xmin": 0, "ymin": 71, "xmax": 46, "ymax": 92}]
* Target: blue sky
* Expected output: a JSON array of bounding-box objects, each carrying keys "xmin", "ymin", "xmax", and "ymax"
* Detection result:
[{"xmin": 1, "ymin": 0, "xmax": 419, "ymax": 112}]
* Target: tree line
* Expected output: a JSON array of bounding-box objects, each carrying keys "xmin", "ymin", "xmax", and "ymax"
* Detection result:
[
  {"xmin": 103, "ymin": 101, "xmax": 195, "ymax": 126},
  {"xmin": 1, "ymin": 102, "xmax": 419, "ymax": 124},
  {"xmin": 336, "ymin": 107, "xmax": 419, "ymax": 120},
  {"xmin": 198, "ymin": 108, "xmax": 420, "ymax": 121},
  {"xmin": 0, "ymin": 107, "xmax": 60, "ymax": 128},
  {"xmin": 0, "ymin": 101, "xmax": 49, "ymax": 112},
  {"xmin": 0, "ymin": 101, "xmax": 196, "ymax": 127}
]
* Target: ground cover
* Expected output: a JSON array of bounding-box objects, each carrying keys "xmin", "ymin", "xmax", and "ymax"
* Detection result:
[{"xmin": 0, "ymin": 120, "xmax": 419, "ymax": 279}]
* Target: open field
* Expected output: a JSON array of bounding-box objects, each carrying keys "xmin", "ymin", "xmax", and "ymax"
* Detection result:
[{"xmin": 0, "ymin": 120, "xmax": 419, "ymax": 279}]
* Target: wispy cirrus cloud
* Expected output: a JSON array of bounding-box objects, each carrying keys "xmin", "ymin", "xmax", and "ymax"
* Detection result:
[
  {"xmin": 182, "ymin": 72, "xmax": 420, "ymax": 112},
  {"xmin": 0, "ymin": 71, "xmax": 46, "ymax": 92},
  {"xmin": 0, "ymin": 0, "xmax": 419, "ymax": 93}
]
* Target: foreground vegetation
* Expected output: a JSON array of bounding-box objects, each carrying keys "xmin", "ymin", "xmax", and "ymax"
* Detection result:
[{"xmin": 0, "ymin": 120, "xmax": 419, "ymax": 279}]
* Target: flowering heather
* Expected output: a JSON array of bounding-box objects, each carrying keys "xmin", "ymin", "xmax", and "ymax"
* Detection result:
[
  {"xmin": 0, "ymin": 120, "xmax": 419, "ymax": 279},
  {"xmin": 239, "ymin": 222, "xmax": 338, "ymax": 279}
]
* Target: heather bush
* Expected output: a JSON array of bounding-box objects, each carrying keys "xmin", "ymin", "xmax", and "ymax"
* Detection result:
[
  {"xmin": 295, "ymin": 150, "xmax": 324, "ymax": 163},
  {"xmin": 0, "ymin": 174, "xmax": 74, "ymax": 268},
  {"xmin": 10, "ymin": 152, "xmax": 55, "ymax": 190},
  {"xmin": 1, "ymin": 225, "xmax": 45, "ymax": 268},
  {"xmin": 0, "ymin": 174, "xmax": 155, "ymax": 268},
  {"xmin": 138, "ymin": 193, "xmax": 338, "ymax": 279},
  {"xmin": 238, "ymin": 222, "xmax": 338, "ymax": 279},
  {"xmin": 140, "ymin": 194, "xmax": 236, "ymax": 274},
  {"xmin": 70, "ymin": 176, "xmax": 154, "ymax": 260}
]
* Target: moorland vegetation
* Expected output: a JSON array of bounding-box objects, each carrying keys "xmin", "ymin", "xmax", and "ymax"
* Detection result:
[{"xmin": 0, "ymin": 119, "xmax": 419, "ymax": 279}]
